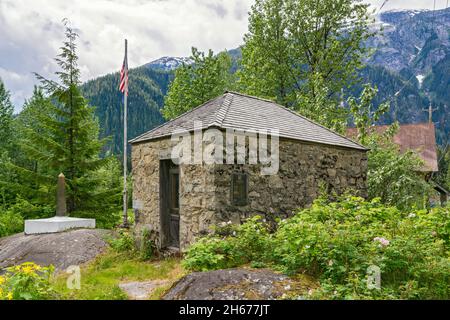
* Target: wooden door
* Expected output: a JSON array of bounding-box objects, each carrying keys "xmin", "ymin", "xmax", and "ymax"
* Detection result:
[
  {"xmin": 168, "ymin": 167, "xmax": 180, "ymax": 247},
  {"xmin": 160, "ymin": 160, "xmax": 180, "ymax": 248}
]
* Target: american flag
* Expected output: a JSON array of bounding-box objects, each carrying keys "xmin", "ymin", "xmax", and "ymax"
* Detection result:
[{"xmin": 119, "ymin": 53, "xmax": 128, "ymax": 95}]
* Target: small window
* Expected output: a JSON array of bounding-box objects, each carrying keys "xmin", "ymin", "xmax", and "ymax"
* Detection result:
[{"xmin": 231, "ymin": 172, "xmax": 248, "ymax": 206}]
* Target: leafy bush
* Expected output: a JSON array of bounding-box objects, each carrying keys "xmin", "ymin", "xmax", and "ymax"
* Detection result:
[
  {"xmin": 183, "ymin": 216, "xmax": 272, "ymax": 271},
  {"xmin": 0, "ymin": 197, "xmax": 54, "ymax": 237},
  {"xmin": 183, "ymin": 197, "xmax": 450, "ymax": 299},
  {"xmin": 0, "ymin": 210, "xmax": 23, "ymax": 237},
  {"xmin": 0, "ymin": 262, "xmax": 56, "ymax": 300},
  {"xmin": 139, "ymin": 228, "xmax": 156, "ymax": 260},
  {"xmin": 9, "ymin": 197, "xmax": 53, "ymax": 220},
  {"xmin": 108, "ymin": 229, "xmax": 135, "ymax": 253},
  {"xmin": 272, "ymin": 197, "xmax": 449, "ymax": 299},
  {"xmin": 362, "ymin": 125, "xmax": 434, "ymax": 210}
]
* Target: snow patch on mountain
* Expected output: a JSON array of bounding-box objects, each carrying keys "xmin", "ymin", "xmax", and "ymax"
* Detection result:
[
  {"xmin": 145, "ymin": 56, "xmax": 192, "ymax": 71},
  {"xmin": 416, "ymin": 74, "xmax": 425, "ymax": 88}
]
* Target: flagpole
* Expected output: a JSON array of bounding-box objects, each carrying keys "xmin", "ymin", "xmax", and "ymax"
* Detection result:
[{"xmin": 122, "ymin": 39, "xmax": 128, "ymax": 228}]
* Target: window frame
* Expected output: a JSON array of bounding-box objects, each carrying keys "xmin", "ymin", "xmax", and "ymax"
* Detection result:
[{"xmin": 231, "ymin": 172, "xmax": 248, "ymax": 206}]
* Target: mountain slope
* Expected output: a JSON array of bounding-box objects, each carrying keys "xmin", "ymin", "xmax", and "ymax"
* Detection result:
[
  {"xmin": 364, "ymin": 8, "xmax": 450, "ymax": 144},
  {"xmin": 81, "ymin": 67, "xmax": 173, "ymax": 155}
]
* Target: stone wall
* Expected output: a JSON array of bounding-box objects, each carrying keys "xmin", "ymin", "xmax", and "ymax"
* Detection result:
[
  {"xmin": 131, "ymin": 136, "xmax": 367, "ymax": 250},
  {"xmin": 131, "ymin": 139, "xmax": 166, "ymax": 248},
  {"xmin": 213, "ymin": 139, "xmax": 367, "ymax": 227},
  {"xmin": 131, "ymin": 138, "xmax": 217, "ymax": 250}
]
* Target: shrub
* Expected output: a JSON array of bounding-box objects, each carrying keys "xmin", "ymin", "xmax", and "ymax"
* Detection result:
[
  {"xmin": 183, "ymin": 216, "xmax": 271, "ymax": 271},
  {"xmin": 183, "ymin": 237, "xmax": 239, "ymax": 271},
  {"xmin": 0, "ymin": 210, "xmax": 23, "ymax": 237},
  {"xmin": 0, "ymin": 196, "xmax": 55, "ymax": 237},
  {"xmin": 0, "ymin": 262, "xmax": 56, "ymax": 300},
  {"xmin": 108, "ymin": 229, "xmax": 135, "ymax": 253},
  {"xmin": 139, "ymin": 228, "xmax": 156, "ymax": 260},
  {"xmin": 272, "ymin": 197, "xmax": 449, "ymax": 299},
  {"xmin": 183, "ymin": 197, "xmax": 450, "ymax": 299},
  {"xmin": 8, "ymin": 197, "xmax": 53, "ymax": 220},
  {"xmin": 365, "ymin": 127, "xmax": 433, "ymax": 210}
]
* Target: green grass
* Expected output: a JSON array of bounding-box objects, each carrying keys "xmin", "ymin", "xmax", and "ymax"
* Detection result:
[{"xmin": 52, "ymin": 250, "xmax": 184, "ymax": 300}]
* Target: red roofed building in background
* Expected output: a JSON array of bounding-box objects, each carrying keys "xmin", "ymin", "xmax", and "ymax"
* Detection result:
[{"xmin": 346, "ymin": 122, "xmax": 448, "ymax": 205}]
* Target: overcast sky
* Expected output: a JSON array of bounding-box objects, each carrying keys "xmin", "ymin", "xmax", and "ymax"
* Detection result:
[{"xmin": 0, "ymin": 0, "xmax": 448, "ymax": 111}]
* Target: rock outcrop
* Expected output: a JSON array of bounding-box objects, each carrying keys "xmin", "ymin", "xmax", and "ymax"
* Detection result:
[
  {"xmin": 0, "ymin": 229, "xmax": 110, "ymax": 273},
  {"xmin": 163, "ymin": 268, "xmax": 316, "ymax": 300}
]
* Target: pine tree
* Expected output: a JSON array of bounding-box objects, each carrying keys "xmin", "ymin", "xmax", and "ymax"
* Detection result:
[
  {"xmin": 0, "ymin": 78, "xmax": 14, "ymax": 153},
  {"xmin": 5, "ymin": 20, "xmax": 121, "ymax": 222},
  {"xmin": 0, "ymin": 78, "xmax": 15, "ymax": 207},
  {"xmin": 162, "ymin": 47, "xmax": 233, "ymax": 119}
]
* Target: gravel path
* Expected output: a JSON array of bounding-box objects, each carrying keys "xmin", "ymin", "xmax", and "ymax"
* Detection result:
[{"xmin": 119, "ymin": 280, "xmax": 170, "ymax": 300}]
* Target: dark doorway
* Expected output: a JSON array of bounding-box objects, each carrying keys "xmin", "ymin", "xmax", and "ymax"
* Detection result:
[{"xmin": 160, "ymin": 160, "xmax": 180, "ymax": 248}]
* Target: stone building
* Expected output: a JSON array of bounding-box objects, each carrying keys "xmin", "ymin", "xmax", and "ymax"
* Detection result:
[{"xmin": 130, "ymin": 92, "xmax": 368, "ymax": 250}]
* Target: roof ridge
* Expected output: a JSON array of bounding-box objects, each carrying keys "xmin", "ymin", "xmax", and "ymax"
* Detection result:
[
  {"xmin": 226, "ymin": 91, "xmax": 367, "ymax": 150},
  {"xmin": 131, "ymin": 91, "xmax": 368, "ymax": 150},
  {"xmin": 212, "ymin": 92, "xmax": 234, "ymax": 127},
  {"xmin": 275, "ymin": 104, "xmax": 368, "ymax": 150},
  {"xmin": 224, "ymin": 91, "xmax": 278, "ymax": 104}
]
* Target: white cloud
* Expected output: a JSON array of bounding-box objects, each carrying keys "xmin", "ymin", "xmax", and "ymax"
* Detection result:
[
  {"xmin": 0, "ymin": 0, "xmax": 253, "ymax": 111},
  {"xmin": 0, "ymin": 0, "xmax": 446, "ymax": 111}
]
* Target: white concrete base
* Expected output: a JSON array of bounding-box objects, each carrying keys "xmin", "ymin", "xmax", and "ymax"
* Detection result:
[{"xmin": 24, "ymin": 216, "xmax": 96, "ymax": 235}]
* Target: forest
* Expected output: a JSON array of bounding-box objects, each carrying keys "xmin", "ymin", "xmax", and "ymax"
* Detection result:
[{"xmin": 0, "ymin": 0, "xmax": 448, "ymax": 301}]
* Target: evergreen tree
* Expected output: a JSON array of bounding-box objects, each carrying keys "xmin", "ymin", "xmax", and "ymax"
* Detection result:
[
  {"xmin": 238, "ymin": 0, "xmax": 376, "ymax": 132},
  {"xmin": 162, "ymin": 47, "xmax": 234, "ymax": 119},
  {"xmin": 0, "ymin": 78, "xmax": 14, "ymax": 208},
  {"xmin": 81, "ymin": 66, "xmax": 171, "ymax": 156},
  {"xmin": 0, "ymin": 78, "xmax": 14, "ymax": 153},
  {"xmin": 6, "ymin": 87, "xmax": 57, "ymax": 206},
  {"xmin": 5, "ymin": 20, "xmax": 121, "ymax": 222}
]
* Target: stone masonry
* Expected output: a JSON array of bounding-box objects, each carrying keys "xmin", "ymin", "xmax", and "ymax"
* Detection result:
[{"xmin": 131, "ymin": 135, "xmax": 367, "ymax": 250}]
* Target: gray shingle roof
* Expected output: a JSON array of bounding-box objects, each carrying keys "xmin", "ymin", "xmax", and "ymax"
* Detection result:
[{"xmin": 130, "ymin": 91, "xmax": 367, "ymax": 150}]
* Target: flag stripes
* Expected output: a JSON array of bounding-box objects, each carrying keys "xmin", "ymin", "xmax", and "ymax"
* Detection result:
[{"xmin": 119, "ymin": 55, "xmax": 128, "ymax": 95}]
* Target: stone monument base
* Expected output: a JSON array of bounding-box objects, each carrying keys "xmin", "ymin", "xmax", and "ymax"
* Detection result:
[{"xmin": 24, "ymin": 217, "xmax": 96, "ymax": 235}]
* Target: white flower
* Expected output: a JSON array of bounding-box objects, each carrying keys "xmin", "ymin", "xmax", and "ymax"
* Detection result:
[
  {"xmin": 373, "ymin": 237, "xmax": 390, "ymax": 247},
  {"xmin": 408, "ymin": 213, "xmax": 416, "ymax": 218},
  {"xmin": 328, "ymin": 259, "xmax": 334, "ymax": 266}
]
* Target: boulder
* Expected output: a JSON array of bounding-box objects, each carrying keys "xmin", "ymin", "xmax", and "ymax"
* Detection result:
[
  {"xmin": 0, "ymin": 229, "xmax": 110, "ymax": 273},
  {"xmin": 163, "ymin": 268, "xmax": 316, "ymax": 300}
]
